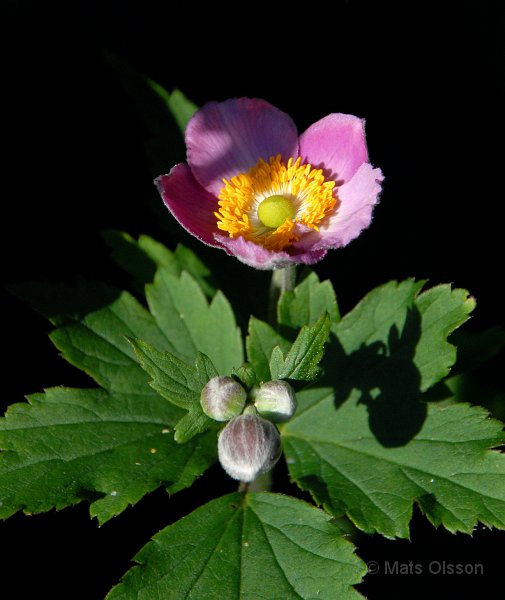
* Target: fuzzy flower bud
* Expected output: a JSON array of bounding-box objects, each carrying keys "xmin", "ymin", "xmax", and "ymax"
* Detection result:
[
  {"xmin": 200, "ymin": 376, "xmax": 247, "ymax": 422},
  {"xmin": 218, "ymin": 413, "xmax": 281, "ymax": 481},
  {"xmin": 252, "ymin": 380, "xmax": 297, "ymax": 423}
]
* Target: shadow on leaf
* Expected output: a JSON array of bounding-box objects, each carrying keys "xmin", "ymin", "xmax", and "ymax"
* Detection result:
[
  {"xmin": 76, "ymin": 487, "xmax": 106, "ymax": 504},
  {"xmin": 325, "ymin": 307, "xmax": 426, "ymax": 447}
]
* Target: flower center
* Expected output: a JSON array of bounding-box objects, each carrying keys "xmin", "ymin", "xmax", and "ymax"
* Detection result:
[
  {"xmin": 215, "ymin": 155, "xmax": 338, "ymax": 252},
  {"xmin": 257, "ymin": 195, "xmax": 296, "ymax": 228}
]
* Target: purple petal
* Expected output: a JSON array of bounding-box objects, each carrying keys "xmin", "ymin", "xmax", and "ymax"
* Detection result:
[
  {"xmin": 299, "ymin": 113, "xmax": 369, "ymax": 183},
  {"xmin": 215, "ymin": 235, "xmax": 326, "ymax": 270},
  {"xmin": 155, "ymin": 164, "xmax": 221, "ymax": 248},
  {"xmin": 186, "ymin": 98, "xmax": 299, "ymax": 196},
  {"xmin": 295, "ymin": 163, "xmax": 384, "ymax": 252}
]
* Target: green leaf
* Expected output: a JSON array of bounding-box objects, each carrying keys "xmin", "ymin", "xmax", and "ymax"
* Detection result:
[
  {"xmin": 154, "ymin": 85, "xmax": 198, "ymax": 133},
  {"xmin": 332, "ymin": 280, "xmax": 475, "ymax": 392},
  {"xmin": 106, "ymin": 492, "xmax": 366, "ymax": 600},
  {"xmin": 449, "ymin": 326, "xmax": 505, "ymax": 376},
  {"xmin": 48, "ymin": 289, "xmax": 176, "ymax": 403},
  {"xmin": 5, "ymin": 275, "xmax": 235, "ymax": 517},
  {"xmin": 174, "ymin": 243, "xmax": 216, "ymax": 298},
  {"xmin": 414, "ymin": 284, "xmax": 477, "ymax": 388},
  {"xmin": 278, "ymin": 271, "xmax": 339, "ymax": 330},
  {"xmin": 246, "ymin": 317, "xmax": 291, "ymax": 382},
  {"xmin": 129, "ymin": 339, "xmax": 218, "ymax": 443},
  {"xmin": 445, "ymin": 371, "xmax": 505, "ymax": 422},
  {"xmin": 101, "ymin": 230, "xmax": 179, "ymax": 293},
  {"xmin": 231, "ymin": 363, "xmax": 258, "ymax": 390},
  {"xmin": 270, "ymin": 314, "xmax": 331, "ymax": 382},
  {"xmin": 283, "ymin": 390, "xmax": 505, "ymax": 538},
  {"xmin": 0, "ymin": 387, "xmax": 216, "ymax": 524},
  {"xmin": 9, "ymin": 280, "xmax": 177, "ymax": 408},
  {"xmin": 7, "ymin": 278, "xmax": 123, "ymax": 327},
  {"xmin": 280, "ymin": 280, "xmax": 505, "ymax": 538},
  {"xmin": 102, "ymin": 230, "xmax": 217, "ymax": 297},
  {"xmin": 146, "ymin": 269, "xmax": 243, "ymax": 373},
  {"xmin": 425, "ymin": 326, "xmax": 505, "ymax": 418},
  {"xmin": 106, "ymin": 53, "xmax": 196, "ymax": 175}
]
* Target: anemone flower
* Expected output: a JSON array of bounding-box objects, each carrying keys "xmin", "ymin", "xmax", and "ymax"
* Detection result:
[{"xmin": 156, "ymin": 98, "xmax": 383, "ymax": 269}]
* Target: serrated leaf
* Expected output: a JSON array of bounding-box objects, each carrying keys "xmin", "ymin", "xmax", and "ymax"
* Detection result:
[
  {"xmin": 270, "ymin": 314, "xmax": 331, "ymax": 382},
  {"xmin": 101, "ymin": 230, "xmax": 178, "ymax": 293},
  {"xmin": 9, "ymin": 281, "xmax": 179, "ymax": 409},
  {"xmin": 446, "ymin": 372, "xmax": 505, "ymax": 422},
  {"xmin": 330, "ymin": 280, "xmax": 475, "ymax": 393},
  {"xmin": 283, "ymin": 389, "xmax": 505, "ymax": 538},
  {"xmin": 280, "ymin": 280, "xmax": 503, "ymax": 538},
  {"xmin": 5, "ymin": 275, "xmax": 230, "ymax": 518},
  {"xmin": 414, "ymin": 285, "xmax": 476, "ymax": 388},
  {"xmin": 425, "ymin": 326, "xmax": 505, "ymax": 418},
  {"xmin": 146, "ymin": 269, "xmax": 243, "ymax": 373},
  {"xmin": 245, "ymin": 317, "xmax": 291, "ymax": 382},
  {"xmin": 174, "ymin": 243, "xmax": 216, "ymax": 297},
  {"xmin": 129, "ymin": 339, "xmax": 218, "ymax": 443},
  {"xmin": 278, "ymin": 271, "xmax": 339, "ymax": 330},
  {"xmin": 0, "ymin": 388, "xmax": 216, "ymax": 524},
  {"xmin": 7, "ymin": 278, "xmax": 123, "ymax": 327},
  {"xmin": 106, "ymin": 492, "xmax": 366, "ymax": 600},
  {"xmin": 10, "ymin": 277, "xmax": 231, "ymax": 418},
  {"xmin": 102, "ymin": 230, "xmax": 217, "ymax": 297},
  {"xmin": 48, "ymin": 289, "xmax": 177, "ymax": 402}
]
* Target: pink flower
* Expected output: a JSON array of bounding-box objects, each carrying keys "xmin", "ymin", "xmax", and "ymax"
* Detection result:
[{"xmin": 155, "ymin": 98, "xmax": 383, "ymax": 269}]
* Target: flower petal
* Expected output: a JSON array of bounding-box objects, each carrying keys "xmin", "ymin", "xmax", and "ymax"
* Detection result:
[
  {"xmin": 215, "ymin": 235, "xmax": 326, "ymax": 270},
  {"xmin": 186, "ymin": 98, "xmax": 299, "ymax": 196},
  {"xmin": 294, "ymin": 163, "xmax": 384, "ymax": 252},
  {"xmin": 299, "ymin": 113, "xmax": 369, "ymax": 183},
  {"xmin": 155, "ymin": 164, "xmax": 221, "ymax": 248},
  {"xmin": 290, "ymin": 248, "xmax": 328, "ymax": 266}
]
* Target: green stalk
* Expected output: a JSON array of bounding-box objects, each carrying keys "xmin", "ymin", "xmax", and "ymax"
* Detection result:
[
  {"xmin": 267, "ymin": 265, "xmax": 297, "ymax": 326},
  {"xmin": 239, "ymin": 265, "xmax": 297, "ymax": 494}
]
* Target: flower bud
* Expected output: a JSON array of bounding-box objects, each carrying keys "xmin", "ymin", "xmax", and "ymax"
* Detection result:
[
  {"xmin": 218, "ymin": 413, "xmax": 281, "ymax": 481},
  {"xmin": 200, "ymin": 376, "xmax": 247, "ymax": 422},
  {"xmin": 252, "ymin": 380, "xmax": 297, "ymax": 423}
]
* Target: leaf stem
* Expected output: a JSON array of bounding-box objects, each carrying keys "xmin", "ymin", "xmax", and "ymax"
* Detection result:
[{"xmin": 268, "ymin": 265, "xmax": 297, "ymax": 325}]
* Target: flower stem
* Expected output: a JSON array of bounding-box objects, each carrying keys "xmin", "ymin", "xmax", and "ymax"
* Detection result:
[
  {"xmin": 238, "ymin": 471, "xmax": 272, "ymax": 494},
  {"xmin": 268, "ymin": 265, "xmax": 297, "ymax": 325},
  {"xmin": 239, "ymin": 266, "xmax": 297, "ymax": 495}
]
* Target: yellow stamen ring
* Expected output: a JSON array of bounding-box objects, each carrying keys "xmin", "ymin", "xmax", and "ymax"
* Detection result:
[{"xmin": 215, "ymin": 155, "xmax": 338, "ymax": 252}]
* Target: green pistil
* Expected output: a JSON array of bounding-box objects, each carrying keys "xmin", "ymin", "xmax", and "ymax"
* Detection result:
[{"xmin": 257, "ymin": 195, "xmax": 296, "ymax": 228}]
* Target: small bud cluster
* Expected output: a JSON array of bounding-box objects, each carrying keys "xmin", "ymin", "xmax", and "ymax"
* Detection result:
[{"xmin": 200, "ymin": 376, "xmax": 297, "ymax": 482}]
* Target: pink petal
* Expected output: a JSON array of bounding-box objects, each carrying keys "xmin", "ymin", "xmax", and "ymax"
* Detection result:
[
  {"xmin": 155, "ymin": 164, "xmax": 221, "ymax": 248},
  {"xmin": 295, "ymin": 163, "xmax": 384, "ymax": 252},
  {"xmin": 186, "ymin": 98, "xmax": 299, "ymax": 196},
  {"xmin": 215, "ymin": 235, "xmax": 326, "ymax": 270},
  {"xmin": 299, "ymin": 113, "xmax": 369, "ymax": 183},
  {"xmin": 290, "ymin": 248, "xmax": 328, "ymax": 266}
]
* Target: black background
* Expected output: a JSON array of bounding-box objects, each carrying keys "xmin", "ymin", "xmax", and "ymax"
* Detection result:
[{"xmin": 1, "ymin": 1, "xmax": 504, "ymax": 598}]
